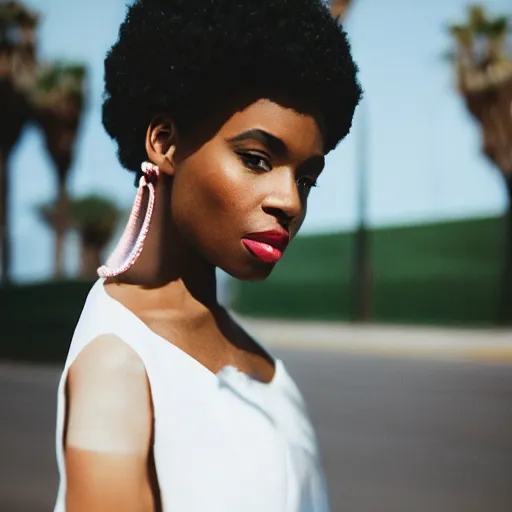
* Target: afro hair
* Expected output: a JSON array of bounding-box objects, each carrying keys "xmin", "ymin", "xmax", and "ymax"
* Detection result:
[{"xmin": 102, "ymin": 0, "xmax": 362, "ymax": 177}]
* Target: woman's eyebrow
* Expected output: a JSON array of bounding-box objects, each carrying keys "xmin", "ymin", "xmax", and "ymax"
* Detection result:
[
  {"xmin": 227, "ymin": 129, "xmax": 287, "ymax": 156},
  {"xmin": 228, "ymin": 129, "xmax": 325, "ymax": 170}
]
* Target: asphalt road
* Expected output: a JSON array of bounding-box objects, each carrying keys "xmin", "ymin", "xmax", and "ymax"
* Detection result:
[{"xmin": 1, "ymin": 350, "xmax": 511, "ymax": 512}]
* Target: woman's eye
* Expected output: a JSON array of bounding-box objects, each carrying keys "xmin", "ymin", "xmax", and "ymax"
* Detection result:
[
  {"xmin": 296, "ymin": 176, "xmax": 318, "ymax": 190},
  {"xmin": 239, "ymin": 153, "xmax": 272, "ymax": 172}
]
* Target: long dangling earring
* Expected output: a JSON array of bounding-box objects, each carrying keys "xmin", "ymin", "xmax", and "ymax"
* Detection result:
[{"xmin": 97, "ymin": 161, "xmax": 160, "ymax": 278}]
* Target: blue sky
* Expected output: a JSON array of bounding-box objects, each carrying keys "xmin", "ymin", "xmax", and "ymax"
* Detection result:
[{"xmin": 10, "ymin": 0, "xmax": 510, "ymax": 281}]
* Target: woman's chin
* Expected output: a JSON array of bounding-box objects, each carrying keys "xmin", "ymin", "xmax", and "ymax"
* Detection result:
[{"xmin": 221, "ymin": 261, "xmax": 276, "ymax": 282}]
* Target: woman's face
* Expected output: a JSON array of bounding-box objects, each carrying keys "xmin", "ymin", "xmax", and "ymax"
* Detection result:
[{"xmin": 171, "ymin": 99, "xmax": 325, "ymax": 281}]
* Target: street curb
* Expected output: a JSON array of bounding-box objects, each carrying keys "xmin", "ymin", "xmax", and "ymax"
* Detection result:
[
  {"xmin": 235, "ymin": 316, "xmax": 512, "ymax": 364},
  {"xmin": 265, "ymin": 339, "xmax": 512, "ymax": 364}
]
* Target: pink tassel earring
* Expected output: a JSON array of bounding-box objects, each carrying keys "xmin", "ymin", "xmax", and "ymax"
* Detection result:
[{"xmin": 97, "ymin": 161, "xmax": 160, "ymax": 278}]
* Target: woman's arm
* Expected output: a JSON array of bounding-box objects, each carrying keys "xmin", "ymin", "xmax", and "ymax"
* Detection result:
[{"xmin": 63, "ymin": 335, "xmax": 156, "ymax": 512}]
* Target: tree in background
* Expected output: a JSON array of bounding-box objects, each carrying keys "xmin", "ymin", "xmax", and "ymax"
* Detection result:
[
  {"xmin": 448, "ymin": 5, "xmax": 512, "ymax": 323},
  {"xmin": 69, "ymin": 195, "xmax": 121, "ymax": 280},
  {"xmin": 0, "ymin": 1, "xmax": 87, "ymax": 283},
  {"xmin": 0, "ymin": 1, "xmax": 38, "ymax": 284},
  {"xmin": 38, "ymin": 194, "xmax": 121, "ymax": 280},
  {"xmin": 31, "ymin": 62, "xmax": 87, "ymax": 278},
  {"xmin": 327, "ymin": 0, "xmax": 372, "ymax": 323}
]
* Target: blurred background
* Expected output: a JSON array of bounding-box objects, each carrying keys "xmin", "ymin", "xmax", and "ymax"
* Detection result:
[{"xmin": 0, "ymin": 0, "xmax": 511, "ymax": 511}]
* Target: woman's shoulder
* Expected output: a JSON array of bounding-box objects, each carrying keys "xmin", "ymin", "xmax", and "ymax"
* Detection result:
[
  {"xmin": 69, "ymin": 333, "xmax": 147, "ymax": 382},
  {"xmin": 68, "ymin": 279, "xmax": 151, "ymax": 360},
  {"xmin": 66, "ymin": 333, "xmax": 152, "ymax": 453}
]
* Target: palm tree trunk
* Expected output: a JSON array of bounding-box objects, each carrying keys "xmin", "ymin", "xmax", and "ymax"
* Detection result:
[
  {"xmin": 499, "ymin": 175, "xmax": 512, "ymax": 325},
  {"xmin": 79, "ymin": 243, "xmax": 101, "ymax": 281},
  {"xmin": 0, "ymin": 149, "xmax": 11, "ymax": 285},
  {"xmin": 54, "ymin": 178, "xmax": 68, "ymax": 279},
  {"xmin": 351, "ymin": 100, "xmax": 372, "ymax": 321},
  {"xmin": 351, "ymin": 225, "xmax": 372, "ymax": 321}
]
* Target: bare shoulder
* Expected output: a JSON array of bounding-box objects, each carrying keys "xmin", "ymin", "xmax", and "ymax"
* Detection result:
[
  {"xmin": 66, "ymin": 334, "xmax": 152, "ymax": 454},
  {"xmin": 64, "ymin": 335, "xmax": 156, "ymax": 511}
]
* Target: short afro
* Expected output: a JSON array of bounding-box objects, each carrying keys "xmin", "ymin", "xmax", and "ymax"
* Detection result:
[{"xmin": 102, "ymin": 0, "xmax": 362, "ymax": 177}]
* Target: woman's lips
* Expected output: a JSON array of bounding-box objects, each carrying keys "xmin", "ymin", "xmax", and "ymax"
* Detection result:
[
  {"xmin": 241, "ymin": 238, "xmax": 284, "ymax": 264},
  {"xmin": 241, "ymin": 230, "xmax": 290, "ymax": 264}
]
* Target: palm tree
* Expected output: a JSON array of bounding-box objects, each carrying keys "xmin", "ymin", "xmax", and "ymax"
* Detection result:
[
  {"xmin": 325, "ymin": 0, "xmax": 372, "ymax": 322},
  {"xmin": 69, "ymin": 195, "xmax": 121, "ymax": 280},
  {"xmin": 38, "ymin": 194, "xmax": 121, "ymax": 280},
  {"xmin": 0, "ymin": 1, "xmax": 38, "ymax": 284},
  {"xmin": 0, "ymin": 1, "xmax": 87, "ymax": 283},
  {"xmin": 31, "ymin": 62, "xmax": 87, "ymax": 278},
  {"xmin": 448, "ymin": 5, "xmax": 512, "ymax": 323}
]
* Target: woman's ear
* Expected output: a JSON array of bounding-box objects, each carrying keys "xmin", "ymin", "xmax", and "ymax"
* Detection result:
[{"xmin": 145, "ymin": 116, "xmax": 178, "ymax": 175}]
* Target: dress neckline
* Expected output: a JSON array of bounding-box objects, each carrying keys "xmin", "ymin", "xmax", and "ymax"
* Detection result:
[{"xmin": 95, "ymin": 278, "xmax": 283, "ymax": 389}]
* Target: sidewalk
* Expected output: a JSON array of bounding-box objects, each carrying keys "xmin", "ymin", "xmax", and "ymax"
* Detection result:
[{"xmin": 235, "ymin": 316, "xmax": 512, "ymax": 364}]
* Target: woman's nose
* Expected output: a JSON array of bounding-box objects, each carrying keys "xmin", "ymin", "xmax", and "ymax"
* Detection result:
[{"xmin": 261, "ymin": 170, "xmax": 303, "ymax": 227}]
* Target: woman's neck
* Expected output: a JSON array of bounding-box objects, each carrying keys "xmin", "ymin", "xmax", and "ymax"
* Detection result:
[{"xmin": 107, "ymin": 175, "xmax": 219, "ymax": 312}]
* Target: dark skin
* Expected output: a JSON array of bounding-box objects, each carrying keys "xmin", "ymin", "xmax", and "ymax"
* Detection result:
[
  {"xmin": 105, "ymin": 98, "xmax": 325, "ymax": 382},
  {"xmin": 63, "ymin": 98, "xmax": 325, "ymax": 511}
]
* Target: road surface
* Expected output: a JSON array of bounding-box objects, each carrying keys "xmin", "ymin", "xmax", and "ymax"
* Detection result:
[{"xmin": 0, "ymin": 348, "xmax": 511, "ymax": 511}]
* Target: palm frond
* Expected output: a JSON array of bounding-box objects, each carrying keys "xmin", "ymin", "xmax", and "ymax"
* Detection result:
[
  {"xmin": 35, "ymin": 200, "xmax": 58, "ymax": 228},
  {"xmin": 37, "ymin": 194, "xmax": 122, "ymax": 244},
  {"xmin": 450, "ymin": 24, "xmax": 474, "ymax": 49},
  {"xmin": 447, "ymin": 4, "xmax": 511, "ymax": 85},
  {"xmin": 69, "ymin": 195, "xmax": 120, "ymax": 229},
  {"xmin": 488, "ymin": 17, "xmax": 509, "ymax": 38},
  {"xmin": 31, "ymin": 60, "xmax": 87, "ymax": 107},
  {"xmin": 34, "ymin": 61, "xmax": 86, "ymax": 93},
  {"xmin": 468, "ymin": 5, "xmax": 488, "ymax": 34}
]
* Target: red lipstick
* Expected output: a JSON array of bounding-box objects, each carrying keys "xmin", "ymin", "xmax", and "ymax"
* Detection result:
[{"xmin": 241, "ymin": 229, "xmax": 290, "ymax": 264}]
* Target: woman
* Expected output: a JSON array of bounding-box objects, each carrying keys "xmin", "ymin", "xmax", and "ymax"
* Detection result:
[{"xmin": 53, "ymin": 0, "xmax": 361, "ymax": 510}]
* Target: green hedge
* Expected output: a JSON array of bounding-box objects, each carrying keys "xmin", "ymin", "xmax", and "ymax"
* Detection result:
[
  {"xmin": 0, "ymin": 216, "xmax": 505, "ymax": 363},
  {"xmin": 0, "ymin": 280, "xmax": 92, "ymax": 362},
  {"xmin": 232, "ymin": 216, "xmax": 504, "ymax": 325}
]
